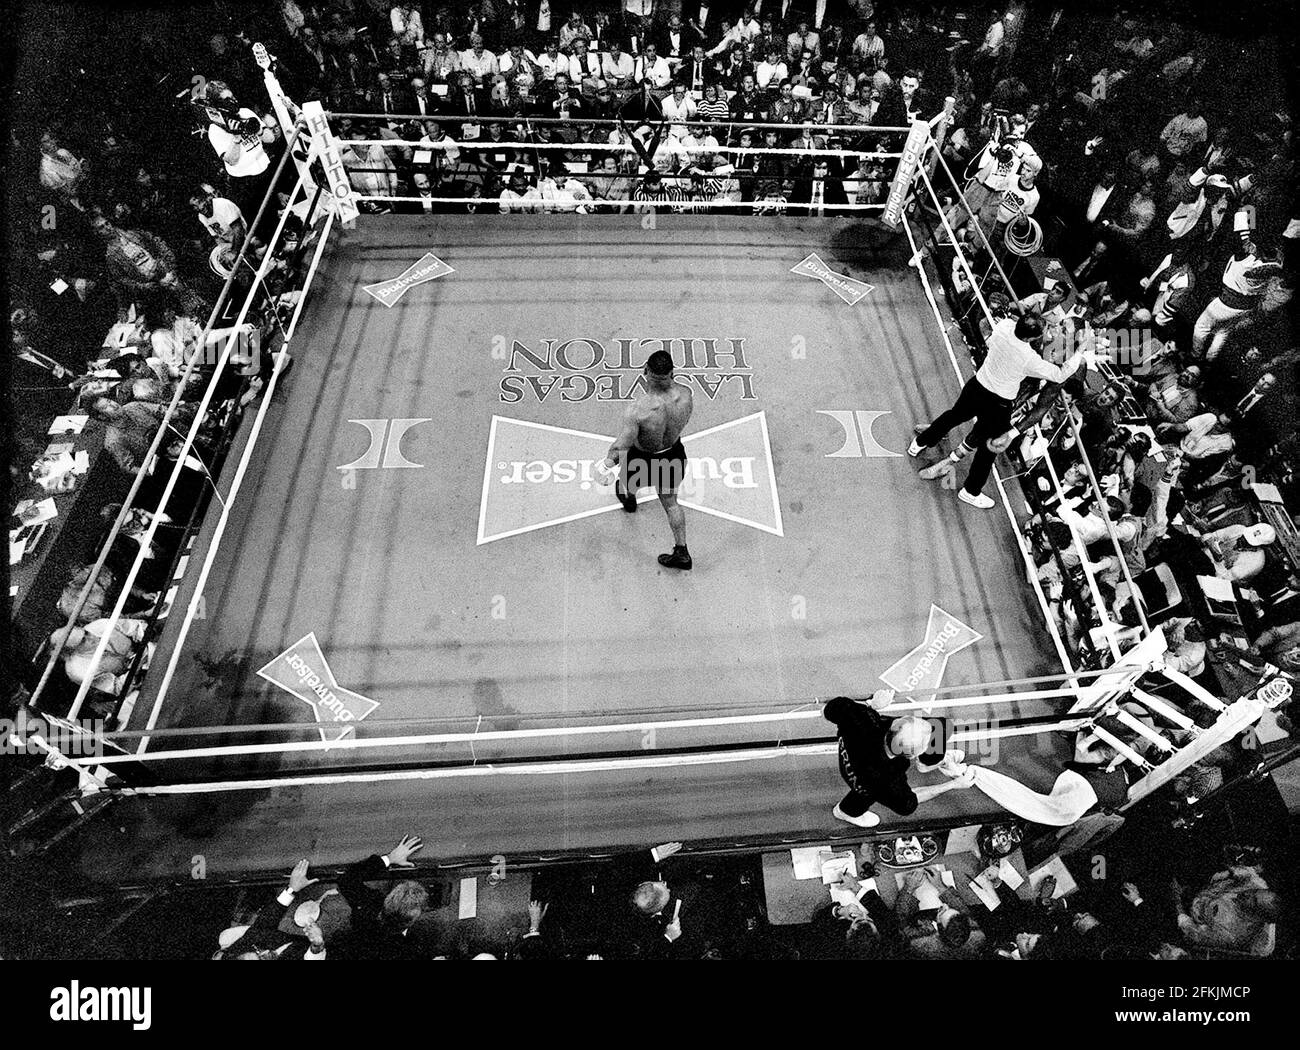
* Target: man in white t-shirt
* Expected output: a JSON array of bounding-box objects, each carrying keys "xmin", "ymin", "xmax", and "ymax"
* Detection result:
[
  {"xmin": 994, "ymin": 155, "xmax": 1041, "ymax": 235},
  {"xmin": 190, "ymin": 185, "xmax": 247, "ymax": 247},
  {"xmin": 204, "ymin": 84, "xmax": 270, "ymax": 179},
  {"xmin": 202, "ymin": 82, "xmax": 274, "ymax": 234},
  {"xmin": 951, "ymin": 115, "xmax": 1038, "ymax": 235}
]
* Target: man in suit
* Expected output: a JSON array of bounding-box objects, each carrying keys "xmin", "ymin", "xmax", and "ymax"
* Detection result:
[
  {"xmin": 375, "ymin": 72, "xmax": 413, "ymax": 122},
  {"xmin": 221, "ymin": 860, "xmax": 328, "ymax": 959},
  {"xmin": 730, "ymin": 73, "xmax": 769, "ymax": 124},
  {"xmin": 786, "ymin": 19, "xmax": 820, "ymax": 63},
  {"xmin": 407, "ymin": 75, "xmax": 443, "ymax": 120},
  {"xmin": 544, "ymin": 72, "xmax": 585, "ymax": 122},
  {"xmin": 657, "ymin": 13, "xmax": 701, "ymax": 72},
  {"xmin": 810, "ymin": 868, "xmax": 907, "ymax": 960},
  {"xmin": 531, "ymin": 840, "xmax": 693, "ymax": 958},
  {"xmin": 336, "ymin": 834, "xmax": 432, "ymax": 960},
  {"xmin": 448, "ymin": 70, "xmax": 491, "ymax": 117},
  {"xmin": 612, "ymin": 842, "xmax": 692, "ymax": 958},
  {"xmin": 620, "ymin": 79, "xmax": 665, "ymax": 125},
  {"xmin": 790, "ymin": 157, "xmax": 849, "ymax": 215},
  {"xmin": 678, "ymin": 45, "xmax": 713, "ymax": 95}
]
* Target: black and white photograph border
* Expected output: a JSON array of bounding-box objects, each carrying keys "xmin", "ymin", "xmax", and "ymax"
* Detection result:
[{"xmin": 2, "ymin": 0, "xmax": 1299, "ymax": 1017}]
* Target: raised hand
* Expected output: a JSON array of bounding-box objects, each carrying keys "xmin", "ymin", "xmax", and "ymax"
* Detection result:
[
  {"xmin": 389, "ymin": 834, "xmax": 424, "ymax": 867},
  {"xmin": 288, "ymin": 859, "xmax": 317, "ymax": 893}
]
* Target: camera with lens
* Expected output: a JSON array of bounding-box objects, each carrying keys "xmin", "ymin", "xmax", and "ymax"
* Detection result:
[{"xmin": 196, "ymin": 91, "xmax": 261, "ymax": 136}]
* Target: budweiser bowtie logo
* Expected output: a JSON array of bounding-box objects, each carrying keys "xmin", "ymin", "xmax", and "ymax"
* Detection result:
[
  {"xmin": 257, "ymin": 633, "xmax": 380, "ymax": 742},
  {"xmin": 878, "ymin": 605, "xmax": 982, "ymax": 698},
  {"xmin": 791, "ymin": 252, "xmax": 876, "ymax": 305},
  {"xmin": 362, "ymin": 252, "xmax": 455, "ymax": 307},
  {"xmin": 477, "ymin": 412, "xmax": 784, "ymax": 544}
]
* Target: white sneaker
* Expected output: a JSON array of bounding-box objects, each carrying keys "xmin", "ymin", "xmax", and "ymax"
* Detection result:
[
  {"xmin": 958, "ymin": 489, "xmax": 996, "ymax": 509},
  {"xmin": 832, "ymin": 804, "xmax": 881, "ymax": 828},
  {"xmin": 907, "ymin": 439, "xmax": 926, "ymax": 457}
]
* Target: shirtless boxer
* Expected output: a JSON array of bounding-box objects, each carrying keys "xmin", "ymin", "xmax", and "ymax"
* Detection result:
[{"xmin": 602, "ymin": 349, "xmax": 695, "ymax": 569}]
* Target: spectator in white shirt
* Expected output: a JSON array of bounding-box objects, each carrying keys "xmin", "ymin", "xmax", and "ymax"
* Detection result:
[
  {"xmin": 662, "ymin": 82, "xmax": 698, "ymax": 132},
  {"xmin": 190, "ymin": 185, "xmax": 246, "ymax": 249},
  {"xmin": 39, "ymin": 130, "xmax": 87, "ymax": 201},
  {"xmin": 423, "ymin": 33, "xmax": 461, "ymax": 82},
  {"xmin": 535, "ymin": 41, "xmax": 565, "ymax": 84},
  {"xmin": 706, "ymin": 18, "xmax": 742, "ymax": 58},
  {"xmin": 499, "ymin": 166, "xmax": 538, "ymax": 212},
  {"xmin": 681, "ymin": 123, "xmax": 721, "ymax": 162},
  {"xmin": 346, "ymin": 143, "xmax": 398, "ymax": 205},
  {"xmin": 852, "ymin": 21, "xmax": 884, "ymax": 61},
  {"xmin": 786, "ymin": 22, "xmax": 820, "ymax": 63},
  {"xmin": 635, "ymin": 44, "xmax": 673, "ymax": 91},
  {"xmin": 559, "ymin": 12, "xmax": 593, "ymax": 51},
  {"xmin": 499, "ymin": 45, "xmax": 535, "ymax": 85},
  {"xmin": 1202, "ymin": 523, "xmax": 1276, "ymax": 584},
  {"xmin": 461, "ymin": 35, "xmax": 499, "ymax": 84},
  {"xmin": 535, "ymin": 162, "xmax": 595, "ymax": 213},
  {"xmin": 603, "ymin": 42, "xmax": 635, "ymax": 90},
  {"xmin": 755, "ymin": 48, "xmax": 788, "ymax": 91},
  {"xmin": 569, "ymin": 42, "xmax": 602, "ymax": 87},
  {"xmin": 736, "ymin": 11, "xmax": 761, "ymax": 42},
  {"xmin": 980, "ymin": 13, "xmax": 1010, "ymax": 58},
  {"xmin": 390, "ymin": 4, "xmax": 424, "ymax": 49}
]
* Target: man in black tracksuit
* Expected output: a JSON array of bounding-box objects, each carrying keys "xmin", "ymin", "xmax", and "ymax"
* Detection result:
[{"xmin": 824, "ymin": 695, "xmax": 961, "ymax": 828}]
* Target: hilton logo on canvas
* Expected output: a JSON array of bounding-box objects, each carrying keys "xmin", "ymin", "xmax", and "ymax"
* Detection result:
[
  {"xmin": 498, "ymin": 337, "xmax": 757, "ymax": 404},
  {"xmin": 477, "ymin": 412, "xmax": 783, "ymax": 544}
]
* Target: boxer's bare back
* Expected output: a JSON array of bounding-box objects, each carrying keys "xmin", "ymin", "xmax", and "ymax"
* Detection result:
[
  {"xmin": 603, "ymin": 357, "xmax": 695, "ymax": 569},
  {"xmin": 626, "ymin": 382, "xmax": 693, "ymax": 454}
]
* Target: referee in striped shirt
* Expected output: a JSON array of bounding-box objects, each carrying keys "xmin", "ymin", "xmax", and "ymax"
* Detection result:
[{"xmin": 632, "ymin": 169, "xmax": 686, "ymax": 211}]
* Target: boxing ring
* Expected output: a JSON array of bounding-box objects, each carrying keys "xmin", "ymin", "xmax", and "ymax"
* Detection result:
[{"xmin": 19, "ymin": 64, "xmax": 1280, "ymax": 884}]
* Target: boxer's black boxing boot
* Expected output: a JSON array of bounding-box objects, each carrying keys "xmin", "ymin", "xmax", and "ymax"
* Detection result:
[
  {"xmin": 615, "ymin": 484, "xmax": 637, "ymax": 513},
  {"xmin": 657, "ymin": 545, "xmax": 692, "ymax": 570}
]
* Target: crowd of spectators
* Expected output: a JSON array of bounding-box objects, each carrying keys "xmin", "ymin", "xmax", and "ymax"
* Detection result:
[
  {"xmin": 11, "ymin": 2, "xmax": 325, "ymax": 717},
  {"xmin": 886, "ymin": 8, "xmax": 1300, "ymax": 930},
  {"xmin": 894, "ymin": 2, "xmax": 1300, "ymax": 706},
  {"xmin": 215, "ymin": 819, "xmax": 1289, "ymax": 959},
  {"xmin": 259, "ymin": 0, "xmax": 955, "ymax": 212}
]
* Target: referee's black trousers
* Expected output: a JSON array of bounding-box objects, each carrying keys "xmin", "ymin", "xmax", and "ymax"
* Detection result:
[{"xmin": 917, "ymin": 375, "xmax": 1013, "ymax": 497}]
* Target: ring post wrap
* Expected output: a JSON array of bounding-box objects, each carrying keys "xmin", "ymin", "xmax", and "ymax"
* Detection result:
[{"xmin": 301, "ymin": 100, "xmax": 361, "ymax": 226}]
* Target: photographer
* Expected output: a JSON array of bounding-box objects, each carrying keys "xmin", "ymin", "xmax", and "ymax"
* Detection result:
[
  {"xmin": 949, "ymin": 111, "xmax": 1039, "ymax": 239},
  {"xmin": 199, "ymin": 79, "xmax": 274, "ymax": 239}
]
